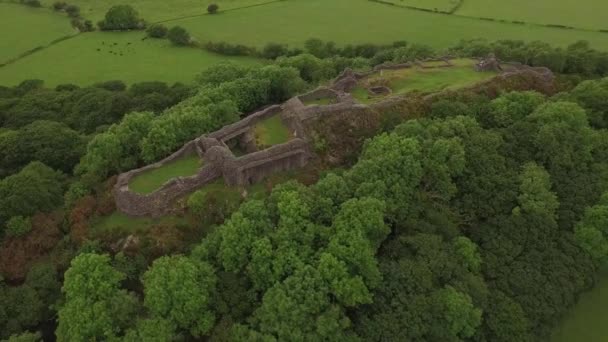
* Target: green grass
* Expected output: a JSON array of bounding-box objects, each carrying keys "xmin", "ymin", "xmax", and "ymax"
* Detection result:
[
  {"xmin": 91, "ymin": 211, "xmax": 188, "ymax": 234},
  {"xmin": 129, "ymin": 154, "xmax": 202, "ymax": 194},
  {"xmin": 0, "ymin": 31, "xmax": 261, "ymax": 87},
  {"xmin": 381, "ymin": 0, "xmax": 458, "ymax": 12},
  {"xmin": 302, "ymin": 97, "xmax": 336, "ymax": 106},
  {"xmin": 456, "ymin": 0, "xmax": 608, "ymax": 30},
  {"xmin": 0, "ymin": 3, "xmax": 75, "ymax": 64},
  {"xmin": 352, "ymin": 59, "xmax": 496, "ymax": 103},
  {"xmin": 253, "ymin": 115, "xmax": 292, "ymax": 148},
  {"xmin": 170, "ymin": 0, "xmax": 608, "ymax": 50},
  {"xmin": 39, "ymin": 0, "xmax": 275, "ymax": 23},
  {"xmin": 552, "ymin": 269, "xmax": 608, "ymax": 342}
]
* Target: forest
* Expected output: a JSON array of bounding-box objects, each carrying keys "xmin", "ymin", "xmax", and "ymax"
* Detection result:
[{"xmin": 1, "ymin": 37, "xmax": 608, "ymax": 341}]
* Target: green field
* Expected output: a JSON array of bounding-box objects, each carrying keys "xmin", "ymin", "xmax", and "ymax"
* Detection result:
[
  {"xmin": 0, "ymin": 3, "xmax": 75, "ymax": 64},
  {"xmin": 352, "ymin": 59, "xmax": 495, "ymax": 103},
  {"xmin": 552, "ymin": 270, "xmax": 608, "ymax": 342},
  {"xmin": 39, "ymin": 0, "xmax": 274, "ymax": 22},
  {"xmin": 171, "ymin": 0, "xmax": 608, "ymax": 50},
  {"xmin": 129, "ymin": 154, "xmax": 202, "ymax": 194},
  {"xmin": 0, "ymin": 31, "xmax": 260, "ymax": 87},
  {"xmin": 456, "ymin": 0, "xmax": 608, "ymax": 30},
  {"xmin": 254, "ymin": 115, "xmax": 292, "ymax": 148},
  {"xmin": 382, "ymin": 0, "xmax": 458, "ymax": 12}
]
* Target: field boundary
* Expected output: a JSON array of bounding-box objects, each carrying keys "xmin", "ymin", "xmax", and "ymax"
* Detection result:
[
  {"xmin": 367, "ymin": 0, "xmax": 608, "ymax": 34},
  {"xmin": 152, "ymin": 0, "xmax": 287, "ymax": 25},
  {"xmin": 0, "ymin": 33, "xmax": 80, "ymax": 68}
]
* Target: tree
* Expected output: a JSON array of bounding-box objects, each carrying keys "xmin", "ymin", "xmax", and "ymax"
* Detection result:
[
  {"xmin": 65, "ymin": 4, "xmax": 79, "ymax": 18},
  {"xmin": 429, "ymin": 286, "xmax": 482, "ymax": 340},
  {"xmin": 146, "ymin": 24, "xmax": 168, "ymax": 38},
  {"xmin": 123, "ymin": 318, "xmax": 175, "ymax": 342},
  {"xmin": 143, "ymin": 256, "xmax": 217, "ymax": 337},
  {"xmin": 98, "ymin": 5, "xmax": 144, "ymax": 31},
  {"xmin": 207, "ymin": 3, "xmax": 219, "ymax": 14},
  {"xmin": 574, "ymin": 193, "xmax": 608, "ymax": 261},
  {"xmin": 56, "ymin": 253, "xmax": 138, "ymax": 341},
  {"xmin": 0, "ymin": 162, "xmax": 65, "ymax": 226},
  {"xmin": 168, "ymin": 26, "xmax": 191, "ymax": 46},
  {"xmin": 4, "ymin": 216, "xmax": 32, "ymax": 238}
]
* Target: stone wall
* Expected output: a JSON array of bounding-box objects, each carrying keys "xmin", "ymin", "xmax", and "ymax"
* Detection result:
[{"xmin": 115, "ymin": 58, "xmax": 556, "ymax": 217}]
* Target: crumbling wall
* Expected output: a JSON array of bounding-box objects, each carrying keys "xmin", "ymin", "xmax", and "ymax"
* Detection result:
[{"xmin": 115, "ymin": 58, "xmax": 556, "ymax": 217}]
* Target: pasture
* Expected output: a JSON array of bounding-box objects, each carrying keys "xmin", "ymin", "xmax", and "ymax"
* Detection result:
[
  {"xmin": 383, "ymin": 0, "xmax": 458, "ymax": 12},
  {"xmin": 0, "ymin": 31, "xmax": 260, "ymax": 87},
  {"xmin": 39, "ymin": 0, "xmax": 274, "ymax": 22},
  {"xmin": 456, "ymin": 0, "xmax": 608, "ymax": 30},
  {"xmin": 171, "ymin": 0, "xmax": 608, "ymax": 50},
  {"xmin": 0, "ymin": 3, "xmax": 75, "ymax": 64}
]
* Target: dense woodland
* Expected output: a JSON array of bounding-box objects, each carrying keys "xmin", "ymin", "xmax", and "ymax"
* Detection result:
[{"xmin": 2, "ymin": 39, "xmax": 608, "ymax": 341}]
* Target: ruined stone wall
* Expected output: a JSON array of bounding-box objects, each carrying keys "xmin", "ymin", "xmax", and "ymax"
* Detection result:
[{"xmin": 115, "ymin": 58, "xmax": 556, "ymax": 217}]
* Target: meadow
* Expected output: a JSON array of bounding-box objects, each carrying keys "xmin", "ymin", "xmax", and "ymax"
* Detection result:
[
  {"xmin": 0, "ymin": 31, "xmax": 260, "ymax": 87},
  {"xmin": 39, "ymin": 0, "xmax": 274, "ymax": 22},
  {"xmin": 552, "ymin": 270, "xmax": 608, "ymax": 342},
  {"xmin": 0, "ymin": 3, "xmax": 75, "ymax": 64},
  {"xmin": 382, "ymin": 0, "xmax": 458, "ymax": 12},
  {"xmin": 171, "ymin": 0, "xmax": 608, "ymax": 49},
  {"xmin": 456, "ymin": 0, "xmax": 608, "ymax": 30}
]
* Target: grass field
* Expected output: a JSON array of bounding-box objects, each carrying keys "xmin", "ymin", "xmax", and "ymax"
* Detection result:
[
  {"xmin": 352, "ymin": 59, "xmax": 495, "ymax": 102},
  {"xmin": 456, "ymin": 0, "xmax": 608, "ymax": 30},
  {"xmin": 253, "ymin": 115, "xmax": 292, "ymax": 148},
  {"xmin": 0, "ymin": 3, "xmax": 75, "ymax": 64},
  {"xmin": 129, "ymin": 154, "xmax": 202, "ymax": 194},
  {"xmin": 39, "ymin": 0, "xmax": 274, "ymax": 23},
  {"xmin": 552, "ymin": 270, "xmax": 608, "ymax": 342},
  {"xmin": 382, "ymin": 0, "xmax": 458, "ymax": 12},
  {"xmin": 171, "ymin": 0, "xmax": 608, "ymax": 50},
  {"xmin": 0, "ymin": 31, "xmax": 260, "ymax": 87}
]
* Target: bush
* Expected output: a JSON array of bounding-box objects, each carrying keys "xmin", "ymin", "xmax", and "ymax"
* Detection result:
[
  {"xmin": 22, "ymin": 0, "xmax": 41, "ymax": 7},
  {"xmin": 98, "ymin": 5, "xmax": 145, "ymax": 31},
  {"xmin": 52, "ymin": 1, "xmax": 67, "ymax": 10},
  {"xmin": 65, "ymin": 4, "xmax": 80, "ymax": 18},
  {"xmin": 204, "ymin": 41, "xmax": 256, "ymax": 56},
  {"xmin": 207, "ymin": 3, "xmax": 219, "ymax": 14},
  {"xmin": 5, "ymin": 216, "xmax": 32, "ymax": 237},
  {"xmin": 93, "ymin": 80, "xmax": 127, "ymax": 92},
  {"xmin": 168, "ymin": 26, "xmax": 191, "ymax": 46},
  {"xmin": 146, "ymin": 24, "xmax": 168, "ymax": 38},
  {"xmin": 261, "ymin": 42, "xmax": 289, "ymax": 59}
]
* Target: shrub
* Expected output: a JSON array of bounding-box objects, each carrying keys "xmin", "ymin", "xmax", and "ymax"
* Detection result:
[
  {"xmin": 65, "ymin": 4, "xmax": 80, "ymax": 18},
  {"xmin": 207, "ymin": 3, "xmax": 219, "ymax": 14},
  {"xmin": 94, "ymin": 80, "xmax": 127, "ymax": 91},
  {"xmin": 5, "ymin": 216, "xmax": 32, "ymax": 237},
  {"xmin": 261, "ymin": 42, "xmax": 289, "ymax": 59},
  {"xmin": 98, "ymin": 5, "xmax": 145, "ymax": 31},
  {"xmin": 146, "ymin": 24, "xmax": 168, "ymax": 38},
  {"xmin": 168, "ymin": 26, "xmax": 191, "ymax": 46},
  {"xmin": 204, "ymin": 41, "xmax": 256, "ymax": 56},
  {"xmin": 52, "ymin": 1, "xmax": 67, "ymax": 10},
  {"xmin": 22, "ymin": 0, "xmax": 41, "ymax": 7}
]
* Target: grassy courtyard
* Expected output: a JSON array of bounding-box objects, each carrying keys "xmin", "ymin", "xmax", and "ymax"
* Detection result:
[
  {"xmin": 0, "ymin": 31, "xmax": 260, "ymax": 87},
  {"xmin": 253, "ymin": 115, "xmax": 292, "ymax": 148},
  {"xmin": 0, "ymin": 3, "xmax": 75, "ymax": 64},
  {"xmin": 352, "ymin": 59, "xmax": 496, "ymax": 103},
  {"xmin": 129, "ymin": 154, "xmax": 202, "ymax": 194}
]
